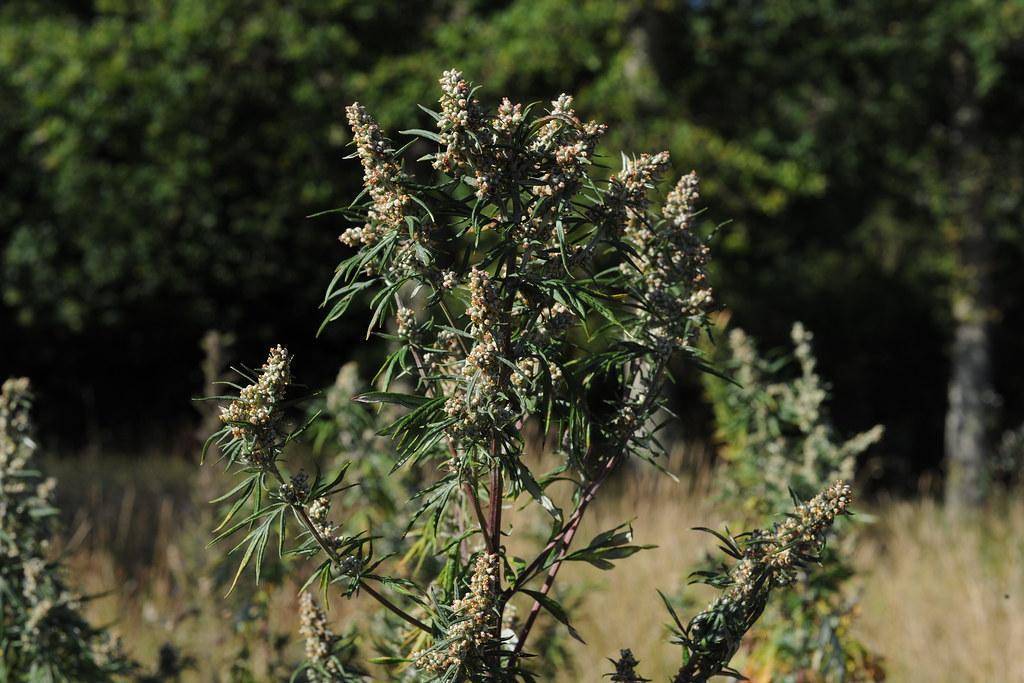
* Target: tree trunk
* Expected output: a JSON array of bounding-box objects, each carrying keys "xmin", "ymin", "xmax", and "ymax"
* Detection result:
[
  {"xmin": 943, "ymin": 50, "xmax": 996, "ymax": 509},
  {"xmin": 945, "ymin": 288, "xmax": 993, "ymax": 508}
]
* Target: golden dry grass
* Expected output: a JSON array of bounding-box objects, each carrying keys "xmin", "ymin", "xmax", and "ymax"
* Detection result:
[
  {"xmin": 53, "ymin": 453, "xmax": 1024, "ymax": 682},
  {"xmin": 554, "ymin": 484, "xmax": 1024, "ymax": 682},
  {"xmin": 537, "ymin": 471, "xmax": 719, "ymax": 681},
  {"xmin": 853, "ymin": 498, "xmax": 1024, "ymax": 682}
]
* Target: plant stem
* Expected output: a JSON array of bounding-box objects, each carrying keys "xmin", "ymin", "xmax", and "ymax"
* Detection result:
[
  {"xmin": 464, "ymin": 475, "xmax": 491, "ymax": 549},
  {"xmin": 487, "ymin": 440, "xmax": 505, "ymax": 663},
  {"xmin": 511, "ymin": 356, "xmax": 668, "ymax": 657},
  {"xmin": 293, "ymin": 499, "xmax": 431, "ymax": 633},
  {"xmin": 404, "ymin": 339, "xmax": 492, "ymax": 548},
  {"xmin": 358, "ymin": 581, "xmax": 433, "ymax": 634},
  {"xmin": 487, "ymin": 461, "xmax": 503, "ymax": 555},
  {"xmin": 394, "ymin": 288, "xmax": 486, "ymax": 545},
  {"xmin": 510, "ymin": 449, "xmax": 622, "ymax": 656}
]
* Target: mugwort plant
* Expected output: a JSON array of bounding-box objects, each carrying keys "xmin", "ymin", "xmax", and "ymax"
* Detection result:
[
  {"xmin": 699, "ymin": 324, "xmax": 885, "ymax": 681},
  {"xmin": 204, "ymin": 71, "xmax": 854, "ymax": 682},
  {"xmin": 0, "ymin": 378, "xmax": 134, "ymax": 681}
]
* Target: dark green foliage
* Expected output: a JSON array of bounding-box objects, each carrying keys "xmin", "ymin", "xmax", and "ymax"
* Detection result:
[
  {"xmin": 0, "ymin": 1, "xmax": 399, "ymax": 439},
  {"xmin": 3, "ymin": 0, "xmax": 1024, "ymax": 486}
]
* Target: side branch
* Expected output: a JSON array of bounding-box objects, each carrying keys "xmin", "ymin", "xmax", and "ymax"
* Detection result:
[
  {"xmin": 294, "ymin": 505, "xmax": 432, "ymax": 634},
  {"xmin": 510, "ymin": 449, "xmax": 622, "ymax": 656},
  {"xmin": 511, "ymin": 357, "xmax": 668, "ymax": 656}
]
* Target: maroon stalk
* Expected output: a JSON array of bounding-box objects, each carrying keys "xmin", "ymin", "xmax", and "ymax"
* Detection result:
[
  {"xmin": 487, "ymin": 463, "xmax": 503, "ymax": 556},
  {"xmin": 511, "ymin": 449, "xmax": 622, "ymax": 656},
  {"xmin": 487, "ymin": 441, "xmax": 505, "ymax": 665},
  {"xmin": 512, "ymin": 358, "xmax": 668, "ymax": 657}
]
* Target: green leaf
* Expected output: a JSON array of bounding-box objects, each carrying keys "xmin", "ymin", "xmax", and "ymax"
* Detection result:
[
  {"xmin": 658, "ymin": 589, "xmax": 686, "ymax": 633},
  {"xmin": 400, "ymin": 128, "xmax": 444, "ymax": 143},
  {"xmin": 520, "ymin": 589, "xmax": 586, "ymax": 644},
  {"xmin": 353, "ymin": 391, "xmax": 431, "ymax": 408},
  {"xmin": 510, "ymin": 459, "xmax": 562, "ymax": 525},
  {"xmin": 226, "ymin": 527, "xmax": 262, "ymax": 595},
  {"xmin": 563, "ymin": 523, "xmax": 654, "ymax": 569}
]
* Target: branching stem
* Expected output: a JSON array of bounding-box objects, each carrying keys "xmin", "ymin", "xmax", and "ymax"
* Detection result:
[
  {"xmin": 267, "ymin": 464, "xmax": 432, "ymax": 635},
  {"xmin": 511, "ymin": 357, "xmax": 668, "ymax": 657},
  {"xmin": 510, "ymin": 449, "xmax": 621, "ymax": 656},
  {"xmin": 403, "ymin": 335, "xmax": 492, "ymax": 549}
]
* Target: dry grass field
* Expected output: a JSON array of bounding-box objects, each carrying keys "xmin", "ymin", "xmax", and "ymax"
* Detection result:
[{"xmin": 52, "ymin": 452, "xmax": 1024, "ymax": 682}]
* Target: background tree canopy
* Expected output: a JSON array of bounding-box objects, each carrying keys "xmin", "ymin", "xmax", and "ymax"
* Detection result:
[{"xmin": 2, "ymin": 0, "xmax": 1022, "ymax": 493}]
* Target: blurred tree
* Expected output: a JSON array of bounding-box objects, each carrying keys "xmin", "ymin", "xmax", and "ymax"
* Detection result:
[
  {"xmin": 922, "ymin": 3, "xmax": 1024, "ymax": 507},
  {"xmin": 2, "ymin": 0, "xmax": 1023, "ymax": 497},
  {"xmin": 1, "ymin": 1, "xmax": 354, "ymax": 333},
  {"xmin": 0, "ymin": 0, "xmax": 441, "ymax": 440}
]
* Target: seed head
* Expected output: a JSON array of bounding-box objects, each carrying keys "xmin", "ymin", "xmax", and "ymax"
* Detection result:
[
  {"xmin": 435, "ymin": 69, "xmax": 484, "ymax": 175},
  {"xmin": 300, "ymin": 592, "xmax": 345, "ymax": 682},
  {"xmin": 415, "ymin": 553, "xmax": 500, "ymax": 675},
  {"xmin": 610, "ymin": 649, "xmax": 649, "ymax": 682},
  {"xmin": 220, "ymin": 345, "xmax": 292, "ymax": 468},
  {"xmin": 343, "ymin": 103, "xmax": 410, "ymax": 247},
  {"xmin": 0, "ymin": 378, "xmax": 32, "ymax": 471}
]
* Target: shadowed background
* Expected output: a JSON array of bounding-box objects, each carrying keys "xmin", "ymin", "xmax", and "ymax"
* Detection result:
[
  {"xmin": 4, "ymin": 1, "xmax": 1023, "ymax": 494},
  {"xmin": 2, "ymin": 2, "xmax": 1023, "ymax": 679}
]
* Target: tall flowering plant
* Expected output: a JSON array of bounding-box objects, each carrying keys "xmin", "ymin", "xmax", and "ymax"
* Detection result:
[
  {"xmin": 205, "ymin": 71, "xmax": 853, "ymax": 682},
  {"xmin": 698, "ymin": 323, "xmax": 885, "ymax": 681},
  {"xmin": 0, "ymin": 378, "xmax": 134, "ymax": 681}
]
